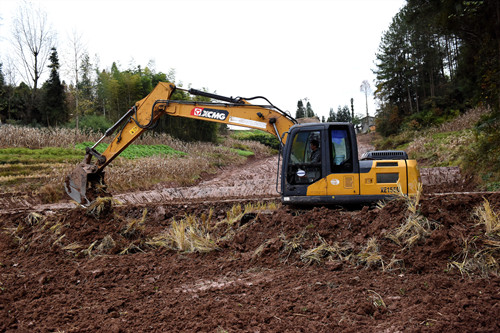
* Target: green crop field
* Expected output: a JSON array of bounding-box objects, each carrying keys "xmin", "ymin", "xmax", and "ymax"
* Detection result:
[{"xmin": 75, "ymin": 142, "xmax": 187, "ymax": 159}]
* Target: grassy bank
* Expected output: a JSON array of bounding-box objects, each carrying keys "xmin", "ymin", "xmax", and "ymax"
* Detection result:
[{"xmin": 374, "ymin": 106, "xmax": 499, "ymax": 191}]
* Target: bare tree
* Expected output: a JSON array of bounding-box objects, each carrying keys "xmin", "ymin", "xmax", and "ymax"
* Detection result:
[
  {"xmin": 3, "ymin": 57, "xmax": 17, "ymax": 87},
  {"xmin": 360, "ymin": 80, "xmax": 371, "ymax": 118},
  {"xmin": 2, "ymin": 57, "xmax": 18, "ymax": 120},
  {"xmin": 66, "ymin": 29, "xmax": 86, "ymax": 130},
  {"xmin": 11, "ymin": 1, "xmax": 55, "ymax": 100}
]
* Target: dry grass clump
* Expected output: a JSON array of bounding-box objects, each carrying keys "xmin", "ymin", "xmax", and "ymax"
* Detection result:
[
  {"xmin": 281, "ymin": 233, "xmax": 353, "ymax": 266},
  {"xmin": 96, "ymin": 235, "xmax": 116, "ymax": 253},
  {"xmin": 215, "ymin": 202, "xmax": 278, "ymax": 243},
  {"xmin": 121, "ymin": 209, "xmax": 147, "ymax": 238},
  {"xmin": 300, "ymin": 236, "xmax": 350, "ymax": 265},
  {"xmin": 25, "ymin": 212, "xmax": 45, "ymax": 226},
  {"xmin": 474, "ymin": 198, "xmax": 500, "ymax": 236},
  {"xmin": 85, "ymin": 197, "xmax": 121, "ymax": 217},
  {"xmin": 147, "ymin": 202, "xmax": 277, "ymax": 253},
  {"xmin": 281, "ymin": 232, "xmax": 305, "ymax": 261},
  {"xmin": 386, "ymin": 183, "xmax": 437, "ymax": 248},
  {"xmin": 218, "ymin": 202, "xmax": 277, "ymax": 227},
  {"xmin": 387, "ymin": 213, "xmax": 433, "ymax": 248},
  {"xmin": 4, "ymin": 207, "xmax": 149, "ymax": 258},
  {"xmin": 147, "ymin": 213, "xmax": 218, "ymax": 253},
  {"xmin": 61, "ymin": 242, "xmax": 84, "ymax": 254},
  {"xmin": 398, "ymin": 181, "xmax": 423, "ymax": 215},
  {"xmin": 449, "ymin": 236, "xmax": 500, "ymax": 277},
  {"xmin": 448, "ymin": 199, "xmax": 500, "ymax": 277},
  {"xmin": 357, "ymin": 237, "xmax": 384, "ymax": 269},
  {"xmin": 81, "ymin": 240, "xmax": 99, "ymax": 257},
  {"xmin": 367, "ymin": 290, "xmax": 387, "ymax": 309}
]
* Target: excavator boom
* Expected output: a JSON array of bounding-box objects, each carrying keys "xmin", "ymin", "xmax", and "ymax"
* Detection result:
[{"xmin": 65, "ymin": 82, "xmax": 296, "ymax": 205}]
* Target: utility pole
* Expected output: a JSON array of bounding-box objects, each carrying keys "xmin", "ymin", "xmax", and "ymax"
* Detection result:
[{"xmin": 350, "ymin": 98, "xmax": 354, "ymax": 120}]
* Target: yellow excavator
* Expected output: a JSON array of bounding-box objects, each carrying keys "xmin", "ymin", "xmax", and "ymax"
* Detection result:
[{"xmin": 65, "ymin": 82, "xmax": 421, "ymax": 206}]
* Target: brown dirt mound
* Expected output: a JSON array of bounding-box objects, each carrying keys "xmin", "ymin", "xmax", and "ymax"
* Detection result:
[{"xmin": 1, "ymin": 193, "xmax": 499, "ymax": 332}]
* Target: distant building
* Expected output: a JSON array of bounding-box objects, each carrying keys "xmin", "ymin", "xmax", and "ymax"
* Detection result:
[{"xmin": 359, "ymin": 116, "xmax": 375, "ymax": 133}]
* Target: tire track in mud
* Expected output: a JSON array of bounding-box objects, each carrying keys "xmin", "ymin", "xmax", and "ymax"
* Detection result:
[{"xmin": 116, "ymin": 156, "xmax": 281, "ymax": 206}]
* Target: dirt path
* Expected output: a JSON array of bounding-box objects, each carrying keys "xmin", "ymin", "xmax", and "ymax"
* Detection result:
[{"xmin": 116, "ymin": 155, "xmax": 281, "ymax": 206}]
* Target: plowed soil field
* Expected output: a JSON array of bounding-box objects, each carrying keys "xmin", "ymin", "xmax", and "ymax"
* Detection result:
[{"xmin": 1, "ymin": 135, "xmax": 499, "ymax": 332}]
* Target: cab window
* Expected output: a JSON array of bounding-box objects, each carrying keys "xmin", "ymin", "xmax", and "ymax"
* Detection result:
[
  {"xmin": 330, "ymin": 129, "xmax": 353, "ymax": 173},
  {"xmin": 286, "ymin": 131, "xmax": 321, "ymax": 185}
]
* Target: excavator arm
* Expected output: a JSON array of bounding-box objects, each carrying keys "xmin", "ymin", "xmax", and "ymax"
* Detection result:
[{"xmin": 65, "ymin": 82, "xmax": 296, "ymax": 205}]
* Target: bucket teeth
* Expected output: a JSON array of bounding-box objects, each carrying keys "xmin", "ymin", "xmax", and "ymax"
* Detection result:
[{"xmin": 64, "ymin": 163, "xmax": 102, "ymax": 206}]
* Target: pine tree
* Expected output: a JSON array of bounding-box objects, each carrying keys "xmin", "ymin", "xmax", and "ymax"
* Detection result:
[
  {"xmin": 327, "ymin": 107, "xmax": 336, "ymax": 122},
  {"xmin": 0, "ymin": 63, "xmax": 6, "ymax": 122},
  {"xmin": 295, "ymin": 100, "xmax": 305, "ymax": 118},
  {"xmin": 306, "ymin": 101, "xmax": 315, "ymax": 117},
  {"xmin": 336, "ymin": 105, "xmax": 351, "ymax": 122},
  {"xmin": 41, "ymin": 47, "xmax": 67, "ymax": 126}
]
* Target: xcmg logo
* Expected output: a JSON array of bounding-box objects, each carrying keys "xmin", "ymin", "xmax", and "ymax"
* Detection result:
[{"xmin": 190, "ymin": 107, "xmax": 229, "ymax": 121}]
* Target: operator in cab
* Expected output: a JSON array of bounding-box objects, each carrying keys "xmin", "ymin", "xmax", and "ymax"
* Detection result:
[{"xmin": 310, "ymin": 139, "xmax": 321, "ymax": 163}]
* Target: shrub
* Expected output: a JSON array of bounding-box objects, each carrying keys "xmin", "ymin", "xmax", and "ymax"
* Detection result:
[
  {"xmin": 462, "ymin": 109, "xmax": 500, "ymax": 189},
  {"xmin": 231, "ymin": 130, "xmax": 280, "ymax": 150},
  {"xmin": 67, "ymin": 115, "xmax": 114, "ymax": 133}
]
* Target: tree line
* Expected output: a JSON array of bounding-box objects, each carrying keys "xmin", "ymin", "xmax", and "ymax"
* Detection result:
[
  {"xmin": 0, "ymin": 1, "xmax": 219, "ymax": 142},
  {"xmin": 0, "ymin": 54, "xmax": 219, "ymax": 142},
  {"xmin": 374, "ymin": 0, "xmax": 500, "ymax": 136},
  {"xmin": 9, "ymin": 0, "xmax": 496, "ymax": 143},
  {"xmin": 295, "ymin": 97, "xmax": 362, "ymax": 128},
  {"xmin": 1, "ymin": 1, "xmax": 374, "ymax": 143}
]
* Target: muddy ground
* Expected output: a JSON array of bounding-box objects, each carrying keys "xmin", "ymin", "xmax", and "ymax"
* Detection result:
[{"xmin": 1, "ymin": 136, "xmax": 500, "ymax": 332}]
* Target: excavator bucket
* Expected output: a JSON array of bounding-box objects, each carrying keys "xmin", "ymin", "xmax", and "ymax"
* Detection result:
[{"xmin": 64, "ymin": 162, "xmax": 105, "ymax": 206}]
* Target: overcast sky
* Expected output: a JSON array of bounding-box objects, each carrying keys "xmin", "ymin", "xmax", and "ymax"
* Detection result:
[{"xmin": 0, "ymin": 0, "xmax": 405, "ymax": 120}]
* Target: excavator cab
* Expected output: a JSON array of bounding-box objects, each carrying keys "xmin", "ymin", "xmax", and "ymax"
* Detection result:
[
  {"xmin": 281, "ymin": 122, "xmax": 420, "ymax": 205},
  {"xmin": 281, "ymin": 123, "xmax": 360, "ymax": 204}
]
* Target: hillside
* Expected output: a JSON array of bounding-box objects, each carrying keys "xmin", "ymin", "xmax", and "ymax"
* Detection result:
[{"xmin": 375, "ymin": 106, "xmax": 499, "ymax": 192}]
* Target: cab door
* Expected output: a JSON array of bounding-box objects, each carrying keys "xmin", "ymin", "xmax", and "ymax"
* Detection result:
[
  {"xmin": 325, "ymin": 125, "xmax": 360, "ymax": 196},
  {"xmin": 282, "ymin": 128, "xmax": 327, "ymax": 197}
]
